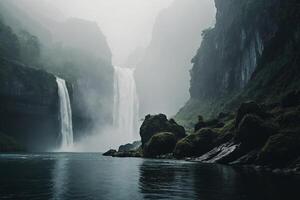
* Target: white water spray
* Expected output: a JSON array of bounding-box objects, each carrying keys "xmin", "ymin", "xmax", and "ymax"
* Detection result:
[
  {"xmin": 113, "ymin": 66, "xmax": 139, "ymax": 142},
  {"xmin": 56, "ymin": 77, "xmax": 74, "ymax": 151}
]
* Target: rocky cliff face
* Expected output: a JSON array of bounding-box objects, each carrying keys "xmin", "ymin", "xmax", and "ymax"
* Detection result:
[
  {"xmin": 177, "ymin": 0, "xmax": 300, "ymax": 124},
  {"xmin": 135, "ymin": 0, "xmax": 215, "ymax": 117},
  {"xmin": 0, "ymin": 1, "xmax": 115, "ymax": 139},
  {"xmin": 0, "ymin": 58, "xmax": 59, "ymax": 151}
]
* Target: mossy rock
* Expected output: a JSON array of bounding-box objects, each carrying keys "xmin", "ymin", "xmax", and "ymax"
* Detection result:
[
  {"xmin": 102, "ymin": 149, "xmax": 117, "ymax": 156},
  {"xmin": 143, "ymin": 132, "xmax": 177, "ymax": 158},
  {"xmin": 140, "ymin": 114, "xmax": 186, "ymax": 147},
  {"xmin": 258, "ymin": 130, "xmax": 300, "ymax": 167},
  {"xmin": 173, "ymin": 128, "xmax": 218, "ymax": 158},
  {"xmin": 236, "ymin": 114, "xmax": 278, "ymax": 149}
]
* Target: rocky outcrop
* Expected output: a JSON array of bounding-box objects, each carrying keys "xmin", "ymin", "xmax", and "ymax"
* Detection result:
[
  {"xmin": 143, "ymin": 132, "xmax": 177, "ymax": 158},
  {"xmin": 140, "ymin": 114, "xmax": 186, "ymax": 147},
  {"xmin": 177, "ymin": 0, "xmax": 300, "ymax": 124},
  {"xmin": 0, "ymin": 58, "xmax": 59, "ymax": 151},
  {"xmin": 174, "ymin": 128, "xmax": 218, "ymax": 158}
]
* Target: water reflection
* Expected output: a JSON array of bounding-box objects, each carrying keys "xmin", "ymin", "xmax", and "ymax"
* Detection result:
[
  {"xmin": 139, "ymin": 160, "xmax": 300, "ymax": 200},
  {"xmin": 51, "ymin": 154, "xmax": 69, "ymax": 200},
  {"xmin": 139, "ymin": 160, "xmax": 197, "ymax": 199},
  {"xmin": 0, "ymin": 154, "xmax": 300, "ymax": 200}
]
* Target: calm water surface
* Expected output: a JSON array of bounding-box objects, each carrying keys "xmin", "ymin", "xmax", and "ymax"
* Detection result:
[{"xmin": 0, "ymin": 153, "xmax": 299, "ymax": 200}]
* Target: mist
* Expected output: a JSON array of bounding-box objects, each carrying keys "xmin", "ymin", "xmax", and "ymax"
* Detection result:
[
  {"xmin": 0, "ymin": 0, "xmax": 215, "ymax": 151},
  {"xmin": 14, "ymin": 0, "xmax": 174, "ymax": 65}
]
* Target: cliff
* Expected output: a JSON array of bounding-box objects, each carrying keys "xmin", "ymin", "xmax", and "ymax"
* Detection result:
[
  {"xmin": 177, "ymin": 0, "xmax": 300, "ymax": 125},
  {"xmin": 0, "ymin": 1, "xmax": 115, "ymax": 139},
  {"xmin": 135, "ymin": 0, "xmax": 215, "ymax": 116},
  {"xmin": 0, "ymin": 58, "xmax": 59, "ymax": 151}
]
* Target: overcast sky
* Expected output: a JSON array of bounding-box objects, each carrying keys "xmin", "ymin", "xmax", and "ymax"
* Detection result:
[{"xmin": 42, "ymin": 0, "xmax": 174, "ymax": 65}]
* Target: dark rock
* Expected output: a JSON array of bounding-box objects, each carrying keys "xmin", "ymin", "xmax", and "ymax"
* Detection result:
[
  {"xmin": 236, "ymin": 114, "xmax": 278, "ymax": 149},
  {"xmin": 174, "ymin": 128, "xmax": 218, "ymax": 158},
  {"xmin": 140, "ymin": 114, "xmax": 186, "ymax": 147},
  {"xmin": 103, "ymin": 149, "xmax": 117, "ymax": 156},
  {"xmin": 218, "ymin": 112, "xmax": 229, "ymax": 120},
  {"xmin": 258, "ymin": 130, "xmax": 300, "ymax": 167},
  {"xmin": 118, "ymin": 141, "xmax": 141, "ymax": 152},
  {"xmin": 230, "ymin": 150, "xmax": 259, "ymax": 165},
  {"xmin": 0, "ymin": 58, "xmax": 59, "ymax": 151},
  {"xmin": 276, "ymin": 109, "xmax": 300, "ymax": 129},
  {"xmin": 143, "ymin": 132, "xmax": 177, "ymax": 158},
  {"xmin": 196, "ymin": 142, "xmax": 241, "ymax": 164},
  {"xmin": 194, "ymin": 116, "xmax": 222, "ymax": 132},
  {"xmin": 281, "ymin": 90, "xmax": 300, "ymax": 108},
  {"xmin": 235, "ymin": 102, "xmax": 265, "ymax": 127}
]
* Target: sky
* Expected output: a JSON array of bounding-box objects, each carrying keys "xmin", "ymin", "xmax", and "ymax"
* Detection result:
[{"xmin": 44, "ymin": 0, "xmax": 174, "ymax": 65}]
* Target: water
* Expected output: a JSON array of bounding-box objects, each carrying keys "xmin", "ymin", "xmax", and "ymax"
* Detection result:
[
  {"xmin": 113, "ymin": 66, "xmax": 139, "ymax": 141},
  {"xmin": 56, "ymin": 77, "xmax": 74, "ymax": 151},
  {"xmin": 0, "ymin": 153, "xmax": 300, "ymax": 200}
]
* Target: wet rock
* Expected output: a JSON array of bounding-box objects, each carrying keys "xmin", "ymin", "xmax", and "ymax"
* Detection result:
[
  {"xmin": 103, "ymin": 149, "xmax": 117, "ymax": 156},
  {"xmin": 230, "ymin": 150, "xmax": 259, "ymax": 165},
  {"xmin": 236, "ymin": 114, "xmax": 278, "ymax": 149},
  {"xmin": 258, "ymin": 130, "xmax": 300, "ymax": 167},
  {"xmin": 140, "ymin": 114, "xmax": 186, "ymax": 147},
  {"xmin": 196, "ymin": 142, "xmax": 241, "ymax": 164},
  {"xmin": 174, "ymin": 128, "xmax": 218, "ymax": 159},
  {"xmin": 143, "ymin": 132, "xmax": 177, "ymax": 158}
]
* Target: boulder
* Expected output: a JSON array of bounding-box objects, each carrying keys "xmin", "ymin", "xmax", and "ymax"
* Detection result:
[
  {"xmin": 140, "ymin": 114, "xmax": 186, "ymax": 147},
  {"xmin": 143, "ymin": 132, "xmax": 177, "ymax": 158},
  {"xmin": 102, "ymin": 149, "xmax": 117, "ymax": 156},
  {"xmin": 235, "ymin": 101, "xmax": 265, "ymax": 127},
  {"xmin": 258, "ymin": 130, "xmax": 300, "ymax": 167},
  {"xmin": 236, "ymin": 114, "xmax": 278, "ymax": 149},
  {"xmin": 174, "ymin": 128, "xmax": 218, "ymax": 158}
]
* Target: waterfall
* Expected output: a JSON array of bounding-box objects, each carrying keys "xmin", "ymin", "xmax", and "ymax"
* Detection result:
[
  {"xmin": 113, "ymin": 66, "xmax": 139, "ymax": 142},
  {"xmin": 56, "ymin": 77, "xmax": 74, "ymax": 151}
]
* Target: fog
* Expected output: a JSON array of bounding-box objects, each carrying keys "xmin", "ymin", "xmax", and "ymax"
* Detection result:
[
  {"xmin": 0, "ymin": 0, "xmax": 216, "ymax": 151},
  {"xmin": 18, "ymin": 0, "xmax": 174, "ymax": 65}
]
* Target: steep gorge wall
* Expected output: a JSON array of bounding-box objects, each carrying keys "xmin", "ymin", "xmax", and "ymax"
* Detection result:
[
  {"xmin": 177, "ymin": 0, "xmax": 300, "ymax": 125},
  {"xmin": 0, "ymin": 58, "xmax": 59, "ymax": 151},
  {"xmin": 135, "ymin": 0, "xmax": 216, "ymax": 117}
]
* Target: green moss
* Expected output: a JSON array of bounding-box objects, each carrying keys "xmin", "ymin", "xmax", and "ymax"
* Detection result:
[
  {"xmin": 173, "ymin": 128, "xmax": 218, "ymax": 158},
  {"xmin": 143, "ymin": 132, "xmax": 177, "ymax": 158}
]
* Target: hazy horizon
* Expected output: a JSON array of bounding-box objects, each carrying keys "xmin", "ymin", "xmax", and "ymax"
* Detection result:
[{"xmin": 40, "ymin": 0, "xmax": 175, "ymax": 66}]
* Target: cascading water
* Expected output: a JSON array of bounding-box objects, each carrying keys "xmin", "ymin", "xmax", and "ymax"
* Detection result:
[
  {"xmin": 56, "ymin": 77, "xmax": 74, "ymax": 151},
  {"xmin": 113, "ymin": 66, "xmax": 139, "ymax": 142}
]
